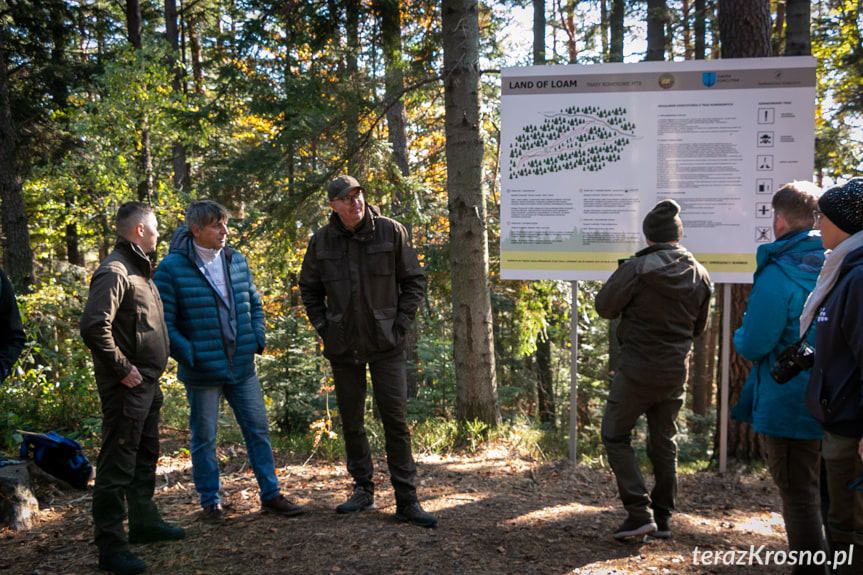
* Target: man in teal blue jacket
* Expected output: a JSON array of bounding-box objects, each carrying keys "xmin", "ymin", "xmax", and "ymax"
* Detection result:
[
  {"xmin": 732, "ymin": 181, "xmax": 827, "ymax": 574},
  {"xmin": 154, "ymin": 200, "xmax": 303, "ymax": 522}
]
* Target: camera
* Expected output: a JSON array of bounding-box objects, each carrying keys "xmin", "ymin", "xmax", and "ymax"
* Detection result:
[{"xmin": 770, "ymin": 339, "xmax": 815, "ymax": 384}]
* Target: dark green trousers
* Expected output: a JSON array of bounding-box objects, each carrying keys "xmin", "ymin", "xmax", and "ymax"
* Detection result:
[
  {"xmin": 601, "ymin": 371, "xmax": 683, "ymax": 523},
  {"xmin": 93, "ymin": 376, "xmax": 163, "ymax": 555}
]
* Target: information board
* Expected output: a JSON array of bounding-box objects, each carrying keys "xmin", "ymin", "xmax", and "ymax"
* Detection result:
[{"xmin": 500, "ymin": 57, "xmax": 816, "ymax": 283}]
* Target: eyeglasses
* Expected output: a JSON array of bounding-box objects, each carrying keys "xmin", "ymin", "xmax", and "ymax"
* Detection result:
[
  {"xmin": 335, "ymin": 190, "xmax": 363, "ymax": 204},
  {"xmin": 813, "ymin": 210, "xmax": 823, "ymax": 227}
]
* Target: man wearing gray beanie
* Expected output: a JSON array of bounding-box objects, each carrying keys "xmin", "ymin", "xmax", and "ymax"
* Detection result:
[
  {"xmin": 595, "ymin": 199, "xmax": 712, "ymax": 540},
  {"xmin": 801, "ymin": 177, "xmax": 863, "ymax": 572}
]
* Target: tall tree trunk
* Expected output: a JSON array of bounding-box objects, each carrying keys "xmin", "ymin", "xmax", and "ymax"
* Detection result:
[
  {"xmin": 0, "ymin": 32, "xmax": 34, "ymax": 288},
  {"xmin": 717, "ymin": 0, "xmax": 772, "ymax": 461},
  {"xmin": 560, "ymin": 2, "xmax": 578, "ymax": 63},
  {"xmin": 646, "ymin": 0, "xmax": 668, "ymax": 61},
  {"xmin": 785, "ymin": 0, "xmax": 811, "ymax": 56},
  {"xmin": 719, "ymin": 0, "xmax": 771, "ymax": 58},
  {"xmin": 600, "ymin": 0, "xmax": 609, "ymax": 58},
  {"xmin": 126, "ymin": 0, "xmax": 154, "ymax": 203},
  {"xmin": 682, "ymin": 0, "xmax": 692, "ymax": 59},
  {"xmin": 694, "ymin": 0, "xmax": 706, "ymax": 59},
  {"xmin": 536, "ymin": 332, "xmax": 555, "ymax": 427},
  {"xmin": 375, "ymin": 0, "xmax": 420, "ymax": 397},
  {"xmin": 345, "ymin": 0, "xmax": 360, "ymax": 169},
  {"xmin": 533, "ymin": 0, "xmax": 545, "ymax": 65},
  {"xmin": 49, "ymin": 7, "xmax": 80, "ymax": 265},
  {"xmin": 609, "ymin": 0, "xmax": 624, "ymax": 62},
  {"xmin": 442, "ymin": 0, "xmax": 501, "ymax": 425},
  {"xmin": 126, "ymin": 0, "xmax": 142, "ymax": 49},
  {"xmin": 189, "ymin": 17, "xmax": 205, "ymax": 94},
  {"xmin": 166, "ymin": 0, "xmax": 189, "ymax": 191},
  {"xmin": 689, "ymin": 308, "xmax": 718, "ymax": 434}
]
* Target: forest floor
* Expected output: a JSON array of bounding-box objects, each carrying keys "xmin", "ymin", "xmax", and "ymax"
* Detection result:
[{"xmin": 2, "ymin": 429, "xmax": 800, "ymax": 575}]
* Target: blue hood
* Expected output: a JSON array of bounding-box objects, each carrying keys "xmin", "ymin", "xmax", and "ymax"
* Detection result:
[{"xmin": 754, "ymin": 229, "xmax": 824, "ymax": 292}]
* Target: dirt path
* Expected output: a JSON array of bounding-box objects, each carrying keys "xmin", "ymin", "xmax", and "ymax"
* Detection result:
[{"xmin": 2, "ymin": 441, "xmax": 791, "ymax": 575}]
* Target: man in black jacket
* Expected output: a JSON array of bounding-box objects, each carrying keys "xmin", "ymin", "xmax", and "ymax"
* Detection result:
[
  {"xmin": 299, "ymin": 175, "xmax": 436, "ymax": 527},
  {"xmin": 0, "ymin": 267, "xmax": 25, "ymax": 382},
  {"xmin": 80, "ymin": 202, "xmax": 184, "ymax": 575},
  {"xmin": 596, "ymin": 199, "xmax": 712, "ymax": 541}
]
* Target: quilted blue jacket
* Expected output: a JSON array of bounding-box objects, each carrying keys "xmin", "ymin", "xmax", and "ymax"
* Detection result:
[
  {"xmin": 731, "ymin": 229, "xmax": 824, "ymax": 440},
  {"xmin": 154, "ymin": 226, "xmax": 265, "ymax": 386}
]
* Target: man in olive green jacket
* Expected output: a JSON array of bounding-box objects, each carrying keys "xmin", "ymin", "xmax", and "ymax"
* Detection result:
[
  {"xmin": 80, "ymin": 202, "xmax": 183, "ymax": 575},
  {"xmin": 596, "ymin": 199, "xmax": 712, "ymax": 541}
]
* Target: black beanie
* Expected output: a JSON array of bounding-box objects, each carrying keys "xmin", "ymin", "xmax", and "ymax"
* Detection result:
[
  {"xmin": 643, "ymin": 199, "xmax": 684, "ymax": 243},
  {"xmin": 819, "ymin": 178, "xmax": 863, "ymax": 235}
]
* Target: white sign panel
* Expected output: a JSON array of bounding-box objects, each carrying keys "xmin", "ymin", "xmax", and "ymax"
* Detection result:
[{"xmin": 500, "ymin": 57, "xmax": 816, "ymax": 283}]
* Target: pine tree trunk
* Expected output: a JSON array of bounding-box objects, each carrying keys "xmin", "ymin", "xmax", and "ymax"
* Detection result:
[
  {"xmin": 785, "ymin": 0, "xmax": 811, "ymax": 56},
  {"xmin": 533, "ymin": 0, "xmax": 545, "ymax": 65},
  {"xmin": 718, "ymin": 0, "xmax": 771, "ymax": 58},
  {"xmin": 609, "ymin": 0, "xmax": 624, "ymax": 62},
  {"xmin": 716, "ymin": 0, "xmax": 771, "ymax": 461},
  {"xmin": 536, "ymin": 332, "xmax": 556, "ymax": 427},
  {"xmin": 376, "ymin": 0, "xmax": 420, "ymax": 397},
  {"xmin": 694, "ymin": 0, "xmax": 707, "ymax": 59},
  {"xmin": 442, "ymin": 0, "xmax": 501, "ymax": 425},
  {"xmin": 0, "ymin": 31, "xmax": 34, "ymax": 288},
  {"xmin": 646, "ymin": 0, "xmax": 668, "ymax": 61},
  {"xmin": 166, "ymin": 0, "xmax": 188, "ymax": 191}
]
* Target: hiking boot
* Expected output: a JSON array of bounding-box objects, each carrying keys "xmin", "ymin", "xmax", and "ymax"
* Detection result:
[
  {"xmin": 336, "ymin": 487, "xmax": 375, "ymax": 514},
  {"xmin": 129, "ymin": 521, "xmax": 186, "ymax": 544},
  {"xmin": 261, "ymin": 494, "xmax": 304, "ymax": 517},
  {"xmin": 98, "ymin": 550, "xmax": 146, "ymax": 575},
  {"xmin": 200, "ymin": 504, "xmax": 224, "ymax": 522},
  {"xmin": 613, "ymin": 517, "xmax": 657, "ymax": 540},
  {"xmin": 652, "ymin": 516, "xmax": 671, "ymax": 539},
  {"xmin": 395, "ymin": 501, "xmax": 438, "ymax": 528}
]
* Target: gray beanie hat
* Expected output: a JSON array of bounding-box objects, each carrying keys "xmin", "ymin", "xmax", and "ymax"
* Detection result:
[
  {"xmin": 819, "ymin": 178, "xmax": 863, "ymax": 235},
  {"xmin": 643, "ymin": 199, "xmax": 684, "ymax": 243}
]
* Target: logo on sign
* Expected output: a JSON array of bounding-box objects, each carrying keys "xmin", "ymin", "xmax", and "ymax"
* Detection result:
[{"xmin": 703, "ymin": 72, "xmax": 716, "ymax": 87}]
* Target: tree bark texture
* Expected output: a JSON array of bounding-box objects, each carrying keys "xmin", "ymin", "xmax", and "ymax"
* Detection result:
[
  {"xmin": 694, "ymin": 0, "xmax": 706, "ymax": 59},
  {"xmin": 718, "ymin": 0, "xmax": 771, "ymax": 58},
  {"xmin": 375, "ymin": 0, "xmax": 419, "ymax": 397},
  {"xmin": 716, "ymin": 0, "xmax": 771, "ymax": 461},
  {"xmin": 609, "ymin": 0, "xmax": 624, "ymax": 62},
  {"xmin": 166, "ymin": 0, "xmax": 189, "ymax": 191},
  {"xmin": 533, "ymin": 0, "xmax": 546, "ymax": 65},
  {"xmin": 442, "ymin": 0, "xmax": 501, "ymax": 425},
  {"xmin": 0, "ymin": 32, "xmax": 34, "ymax": 288},
  {"xmin": 646, "ymin": 0, "xmax": 668, "ymax": 61},
  {"xmin": 785, "ymin": 0, "xmax": 812, "ymax": 56}
]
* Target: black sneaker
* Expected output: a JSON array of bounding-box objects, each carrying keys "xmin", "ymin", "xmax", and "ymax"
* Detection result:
[
  {"xmin": 129, "ymin": 522, "xmax": 186, "ymax": 544},
  {"xmin": 395, "ymin": 501, "xmax": 438, "ymax": 528},
  {"xmin": 98, "ymin": 550, "xmax": 146, "ymax": 574},
  {"xmin": 336, "ymin": 487, "xmax": 375, "ymax": 514},
  {"xmin": 613, "ymin": 518, "xmax": 657, "ymax": 540},
  {"xmin": 652, "ymin": 516, "xmax": 671, "ymax": 539},
  {"xmin": 261, "ymin": 494, "xmax": 304, "ymax": 517}
]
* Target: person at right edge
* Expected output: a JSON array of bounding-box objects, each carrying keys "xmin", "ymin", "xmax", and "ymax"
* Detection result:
[
  {"xmin": 596, "ymin": 199, "xmax": 712, "ymax": 541},
  {"xmin": 803, "ymin": 177, "xmax": 863, "ymax": 575},
  {"xmin": 731, "ymin": 181, "xmax": 829, "ymax": 575},
  {"xmin": 299, "ymin": 175, "xmax": 436, "ymax": 527}
]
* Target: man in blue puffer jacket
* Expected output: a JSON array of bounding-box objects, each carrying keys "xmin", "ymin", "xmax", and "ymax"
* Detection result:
[
  {"xmin": 154, "ymin": 200, "xmax": 303, "ymax": 522},
  {"xmin": 732, "ymin": 181, "xmax": 828, "ymax": 574}
]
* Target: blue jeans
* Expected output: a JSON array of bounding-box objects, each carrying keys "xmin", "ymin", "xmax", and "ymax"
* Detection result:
[{"xmin": 185, "ymin": 374, "xmax": 280, "ymax": 507}]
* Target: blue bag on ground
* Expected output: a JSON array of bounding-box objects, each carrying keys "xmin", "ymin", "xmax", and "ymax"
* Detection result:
[{"xmin": 19, "ymin": 431, "xmax": 93, "ymax": 489}]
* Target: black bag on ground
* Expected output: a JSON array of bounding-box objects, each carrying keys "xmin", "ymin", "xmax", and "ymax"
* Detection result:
[{"xmin": 19, "ymin": 431, "xmax": 93, "ymax": 489}]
